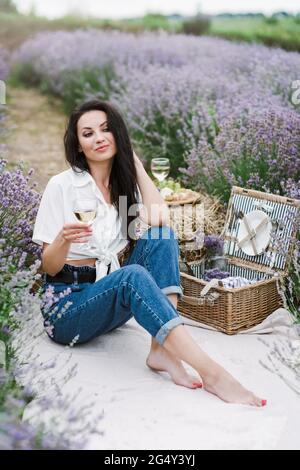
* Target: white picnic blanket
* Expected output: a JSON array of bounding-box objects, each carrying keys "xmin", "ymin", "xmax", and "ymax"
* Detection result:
[{"xmin": 16, "ymin": 307, "xmax": 300, "ymax": 450}]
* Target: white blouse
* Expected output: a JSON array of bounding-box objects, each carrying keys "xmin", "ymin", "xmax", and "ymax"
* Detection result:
[{"xmin": 32, "ymin": 167, "xmax": 144, "ymax": 281}]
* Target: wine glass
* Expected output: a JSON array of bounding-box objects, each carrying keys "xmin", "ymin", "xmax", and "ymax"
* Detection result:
[
  {"xmin": 73, "ymin": 198, "xmax": 98, "ymax": 249},
  {"xmin": 151, "ymin": 158, "xmax": 170, "ymax": 184}
]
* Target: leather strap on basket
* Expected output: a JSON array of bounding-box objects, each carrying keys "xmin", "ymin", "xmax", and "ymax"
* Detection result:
[
  {"xmin": 200, "ymin": 278, "xmax": 219, "ymax": 296},
  {"xmin": 181, "ymin": 279, "xmax": 220, "ymax": 306}
]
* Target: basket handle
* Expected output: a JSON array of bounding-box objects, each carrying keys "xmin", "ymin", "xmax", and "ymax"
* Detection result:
[
  {"xmin": 181, "ymin": 292, "xmax": 220, "ymax": 306},
  {"xmin": 181, "ymin": 294, "xmax": 205, "ymax": 306},
  {"xmin": 181, "ymin": 279, "xmax": 220, "ymax": 306}
]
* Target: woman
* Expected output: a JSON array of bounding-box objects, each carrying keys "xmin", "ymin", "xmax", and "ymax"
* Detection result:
[{"xmin": 33, "ymin": 99, "xmax": 267, "ymax": 407}]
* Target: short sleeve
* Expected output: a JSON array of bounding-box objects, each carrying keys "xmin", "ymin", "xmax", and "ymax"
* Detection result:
[{"xmin": 32, "ymin": 178, "xmax": 64, "ymax": 246}]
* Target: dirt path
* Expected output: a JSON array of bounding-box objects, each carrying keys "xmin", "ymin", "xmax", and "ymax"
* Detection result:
[{"xmin": 6, "ymin": 86, "xmax": 69, "ymax": 192}]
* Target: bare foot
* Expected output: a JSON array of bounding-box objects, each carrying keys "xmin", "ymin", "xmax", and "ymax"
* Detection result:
[
  {"xmin": 203, "ymin": 367, "xmax": 267, "ymax": 407},
  {"xmin": 146, "ymin": 347, "xmax": 202, "ymax": 389}
]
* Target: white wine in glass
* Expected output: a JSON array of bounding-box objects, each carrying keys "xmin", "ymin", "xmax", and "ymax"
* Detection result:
[
  {"xmin": 73, "ymin": 198, "xmax": 98, "ymax": 248},
  {"xmin": 151, "ymin": 158, "xmax": 170, "ymax": 183},
  {"xmin": 74, "ymin": 209, "xmax": 97, "ymax": 224}
]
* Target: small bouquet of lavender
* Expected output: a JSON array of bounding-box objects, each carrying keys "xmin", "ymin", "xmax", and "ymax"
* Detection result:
[
  {"xmin": 193, "ymin": 231, "xmax": 228, "ymax": 278},
  {"xmin": 203, "ymin": 235, "xmax": 224, "ymax": 258},
  {"xmin": 202, "ymin": 234, "xmax": 226, "ymax": 270}
]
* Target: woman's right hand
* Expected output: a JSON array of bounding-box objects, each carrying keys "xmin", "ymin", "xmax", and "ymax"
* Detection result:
[{"xmin": 61, "ymin": 222, "xmax": 93, "ymax": 244}]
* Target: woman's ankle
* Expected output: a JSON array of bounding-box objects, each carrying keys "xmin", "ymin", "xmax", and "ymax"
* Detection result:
[
  {"xmin": 199, "ymin": 363, "xmax": 225, "ymax": 384},
  {"xmin": 150, "ymin": 337, "xmax": 161, "ymax": 352}
]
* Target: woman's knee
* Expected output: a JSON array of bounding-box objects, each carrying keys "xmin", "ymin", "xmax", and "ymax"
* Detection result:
[{"xmin": 121, "ymin": 263, "xmax": 152, "ymax": 281}]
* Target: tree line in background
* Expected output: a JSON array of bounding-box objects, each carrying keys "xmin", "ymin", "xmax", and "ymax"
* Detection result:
[{"xmin": 0, "ymin": 0, "xmax": 300, "ymax": 51}]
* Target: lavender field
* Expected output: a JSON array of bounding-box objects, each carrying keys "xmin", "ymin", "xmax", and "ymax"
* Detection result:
[
  {"xmin": 1, "ymin": 28, "xmax": 300, "ymax": 449},
  {"xmin": 12, "ymin": 30, "xmax": 300, "ymax": 202}
]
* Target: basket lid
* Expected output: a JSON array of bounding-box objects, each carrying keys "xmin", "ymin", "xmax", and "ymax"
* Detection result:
[{"xmin": 222, "ymin": 186, "xmax": 300, "ymax": 274}]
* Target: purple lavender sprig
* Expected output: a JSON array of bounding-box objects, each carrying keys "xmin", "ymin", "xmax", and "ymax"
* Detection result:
[
  {"xmin": 0, "ymin": 159, "xmax": 42, "ymax": 274},
  {"xmin": 203, "ymin": 235, "xmax": 224, "ymax": 257},
  {"xmin": 204, "ymin": 268, "xmax": 230, "ymax": 282}
]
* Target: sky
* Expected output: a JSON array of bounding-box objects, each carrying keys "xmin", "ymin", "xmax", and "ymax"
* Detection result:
[{"xmin": 14, "ymin": 0, "xmax": 300, "ymax": 19}]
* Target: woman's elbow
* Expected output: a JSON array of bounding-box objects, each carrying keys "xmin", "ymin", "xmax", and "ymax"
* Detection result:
[
  {"xmin": 140, "ymin": 204, "xmax": 170, "ymax": 227},
  {"xmin": 41, "ymin": 255, "xmax": 58, "ymax": 277}
]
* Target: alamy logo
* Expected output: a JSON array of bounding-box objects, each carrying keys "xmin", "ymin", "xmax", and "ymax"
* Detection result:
[
  {"xmin": 291, "ymin": 80, "xmax": 300, "ymax": 106},
  {"xmin": 0, "ymin": 80, "xmax": 6, "ymax": 104}
]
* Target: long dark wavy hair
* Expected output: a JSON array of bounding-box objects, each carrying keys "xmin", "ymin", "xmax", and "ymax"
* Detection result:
[{"xmin": 64, "ymin": 99, "xmax": 140, "ymax": 255}]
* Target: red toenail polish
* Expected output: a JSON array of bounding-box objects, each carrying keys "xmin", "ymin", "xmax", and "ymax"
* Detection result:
[{"xmin": 262, "ymin": 399, "xmax": 267, "ymax": 406}]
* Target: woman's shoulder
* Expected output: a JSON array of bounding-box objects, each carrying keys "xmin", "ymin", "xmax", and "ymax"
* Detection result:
[{"xmin": 45, "ymin": 168, "xmax": 74, "ymax": 190}]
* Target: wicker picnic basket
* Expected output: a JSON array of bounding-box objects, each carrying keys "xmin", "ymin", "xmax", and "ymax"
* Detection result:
[{"xmin": 177, "ymin": 186, "xmax": 300, "ymax": 335}]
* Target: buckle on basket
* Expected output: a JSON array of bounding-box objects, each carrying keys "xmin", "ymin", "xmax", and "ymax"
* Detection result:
[
  {"xmin": 196, "ymin": 291, "xmax": 220, "ymax": 306},
  {"xmin": 207, "ymin": 292, "xmax": 220, "ymax": 305},
  {"xmin": 200, "ymin": 279, "xmax": 219, "ymax": 297}
]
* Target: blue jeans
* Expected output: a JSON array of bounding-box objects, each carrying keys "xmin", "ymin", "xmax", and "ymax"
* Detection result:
[{"xmin": 41, "ymin": 226, "xmax": 184, "ymax": 346}]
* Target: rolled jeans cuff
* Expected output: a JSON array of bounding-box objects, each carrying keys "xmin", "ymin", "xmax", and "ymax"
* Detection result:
[
  {"xmin": 161, "ymin": 285, "xmax": 183, "ymax": 300},
  {"xmin": 154, "ymin": 316, "xmax": 184, "ymax": 346}
]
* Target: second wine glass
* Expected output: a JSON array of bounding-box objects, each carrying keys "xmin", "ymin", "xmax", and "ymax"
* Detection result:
[{"xmin": 150, "ymin": 158, "xmax": 170, "ymax": 183}]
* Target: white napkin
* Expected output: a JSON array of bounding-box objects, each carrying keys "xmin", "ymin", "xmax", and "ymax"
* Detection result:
[{"xmin": 220, "ymin": 276, "xmax": 257, "ymax": 288}]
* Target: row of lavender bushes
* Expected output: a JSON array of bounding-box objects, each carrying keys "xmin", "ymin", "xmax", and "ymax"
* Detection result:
[
  {"xmin": 0, "ymin": 46, "xmax": 45, "ymax": 448},
  {"xmin": 1, "ymin": 47, "xmax": 102, "ymax": 448},
  {"xmin": 0, "ymin": 73, "xmax": 50, "ymax": 446},
  {"xmin": 0, "ymin": 157, "xmax": 49, "ymax": 449},
  {"xmin": 11, "ymin": 30, "xmax": 300, "ymax": 202},
  {"xmin": 0, "ymin": 155, "xmax": 103, "ymax": 449}
]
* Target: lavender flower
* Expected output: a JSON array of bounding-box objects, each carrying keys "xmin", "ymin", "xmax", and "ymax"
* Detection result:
[
  {"xmin": 204, "ymin": 235, "xmax": 224, "ymax": 257},
  {"xmin": 259, "ymin": 337, "xmax": 300, "ymax": 396},
  {"xmin": 204, "ymin": 268, "xmax": 230, "ymax": 282},
  {"xmin": 0, "ymin": 159, "xmax": 42, "ymax": 273}
]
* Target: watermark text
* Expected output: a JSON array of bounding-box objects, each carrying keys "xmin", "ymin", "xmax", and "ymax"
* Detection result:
[{"xmin": 291, "ymin": 80, "xmax": 300, "ymax": 106}]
